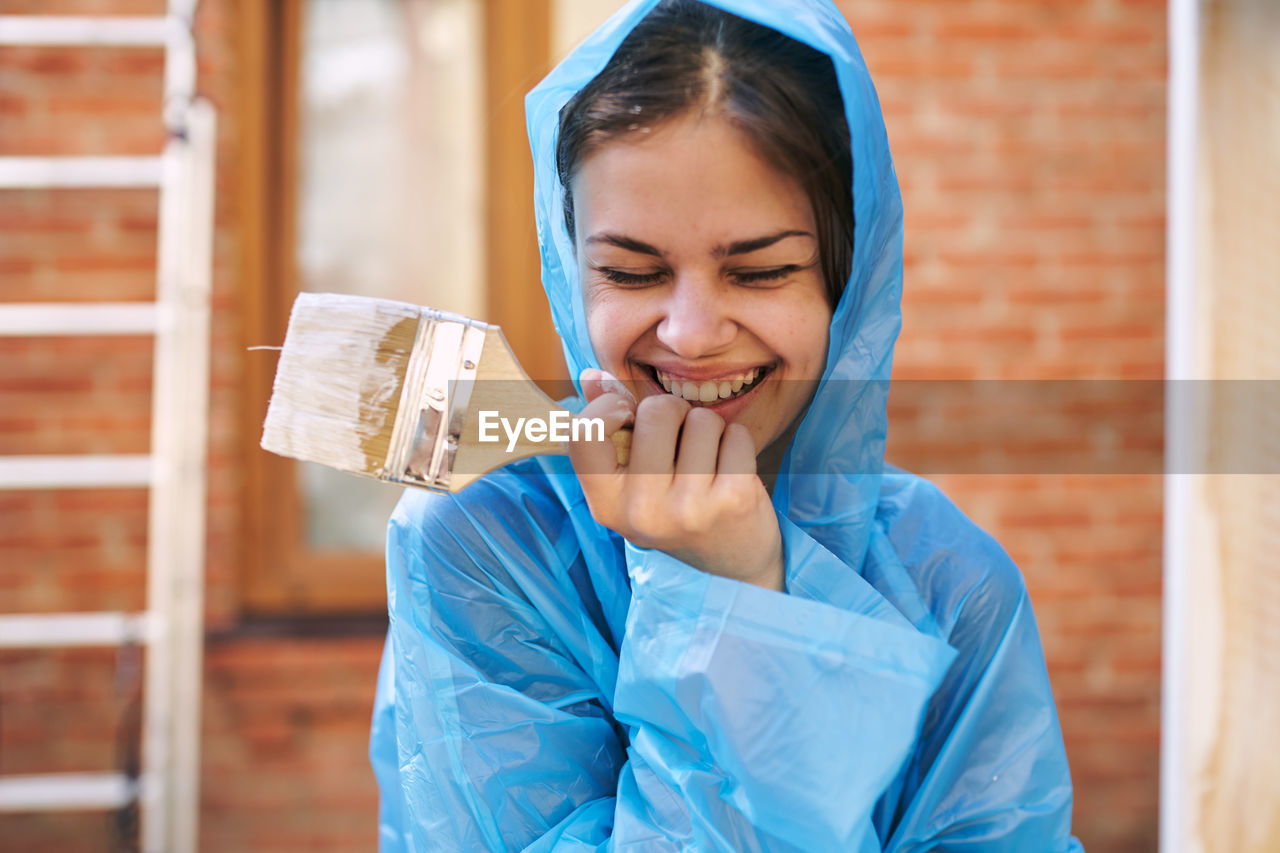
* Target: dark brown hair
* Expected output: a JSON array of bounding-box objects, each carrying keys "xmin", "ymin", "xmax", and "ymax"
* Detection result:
[{"xmin": 556, "ymin": 0, "xmax": 853, "ymax": 305}]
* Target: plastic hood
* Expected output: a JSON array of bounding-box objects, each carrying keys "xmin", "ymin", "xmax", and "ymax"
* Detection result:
[{"xmin": 526, "ymin": 0, "xmax": 904, "ymax": 571}]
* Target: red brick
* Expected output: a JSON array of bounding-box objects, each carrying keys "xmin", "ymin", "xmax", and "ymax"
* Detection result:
[
  {"xmin": 935, "ymin": 20, "xmax": 1039, "ymax": 40},
  {"xmin": 869, "ymin": 54, "xmax": 976, "ymax": 80}
]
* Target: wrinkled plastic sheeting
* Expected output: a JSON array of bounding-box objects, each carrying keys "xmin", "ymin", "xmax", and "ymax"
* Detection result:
[{"xmin": 371, "ymin": 0, "xmax": 1085, "ymax": 849}]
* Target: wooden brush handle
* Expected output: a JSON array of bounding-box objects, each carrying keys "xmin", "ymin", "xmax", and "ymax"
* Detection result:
[{"xmin": 448, "ymin": 328, "xmax": 631, "ymax": 491}]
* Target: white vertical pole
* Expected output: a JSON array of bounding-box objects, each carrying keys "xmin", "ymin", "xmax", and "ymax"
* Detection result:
[
  {"xmin": 169, "ymin": 98, "xmax": 216, "ymax": 853},
  {"xmin": 1162, "ymin": 0, "xmax": 1201, "ymax": 849},
  {"xmin": 161, "ymin": 3, "xmax": 197, "ymax": 134},
  {"xmin": 142, "ymin": 3, "xmax": 206, "ymax": 848},
  {"xmin": 141, "ymin": 124, "xmax": 184, "ymax": 853}
]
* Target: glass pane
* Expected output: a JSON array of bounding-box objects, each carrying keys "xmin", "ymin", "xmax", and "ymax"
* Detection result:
[{"xmin": 296, "ymin": 0, "xmax": 483, "ymax": 550}]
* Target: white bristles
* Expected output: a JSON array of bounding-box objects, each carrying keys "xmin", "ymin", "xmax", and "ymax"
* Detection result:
[
  {"xmin": 261, "ymin": 293, "xmax": 423, "ymax": 476},
  {"xmin": 261, "ymin": 292, "xmax": 579, "ymax": 494}
]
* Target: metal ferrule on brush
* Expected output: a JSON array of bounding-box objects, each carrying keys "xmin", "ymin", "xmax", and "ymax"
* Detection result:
[{"xmin": 383, "ymin": 310, "xmax": 488, "ymax": 492}]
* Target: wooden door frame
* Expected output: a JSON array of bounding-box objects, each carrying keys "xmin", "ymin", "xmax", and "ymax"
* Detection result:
[{"xmin": 234, "ymin": 0, "xmax": 558, "ymax": 615}]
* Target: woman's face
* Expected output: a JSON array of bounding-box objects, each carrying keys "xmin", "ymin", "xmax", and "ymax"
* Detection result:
[{"xmin": 572, "ymin": 113, "xmax": 832, "ymax": 455}]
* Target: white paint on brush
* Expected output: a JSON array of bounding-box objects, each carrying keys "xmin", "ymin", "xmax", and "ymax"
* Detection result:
[{"xmin": 261, "ymin": 292, "xmax": 422, "ymax": 475}]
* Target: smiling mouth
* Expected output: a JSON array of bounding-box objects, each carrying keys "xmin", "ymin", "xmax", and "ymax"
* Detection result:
[{"xmin": 645, "ymin": 365, "xmax": 772, "ymax": 404}]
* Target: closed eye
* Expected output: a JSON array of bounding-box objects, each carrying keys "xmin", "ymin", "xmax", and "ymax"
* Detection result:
[
  {"xmin": 730, "ymin": 265, "xmax": 803, "ymax": 286},
  {"xmin": 595, "ymin": 263, "xmax": 807, "ymax": 287},
  {"xmin": 598, "ymin": 268, "xmax": 667, "ymax": 287}
]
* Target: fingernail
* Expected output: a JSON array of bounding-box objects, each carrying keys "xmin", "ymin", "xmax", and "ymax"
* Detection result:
[{"xmin": 602, "ymin": 375, "xmax": 633, "ymax": 399}]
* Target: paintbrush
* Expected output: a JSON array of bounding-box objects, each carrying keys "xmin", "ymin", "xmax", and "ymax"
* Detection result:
[{"xmin": 260, "ymin": 292, "xmax": 631, "ymax": 493}]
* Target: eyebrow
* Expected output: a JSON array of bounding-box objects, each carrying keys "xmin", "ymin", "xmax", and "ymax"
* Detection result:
[
  {"xmin": 716, "ymin": 230, "xmax": 815, "ymax": 257},
  {"xmin": 584, "ymin": 229, "xmax": 815, "ymax": 258},
  {"xmin": 584, "ymin": 232, "xmax": 663, "ymax": 256}
]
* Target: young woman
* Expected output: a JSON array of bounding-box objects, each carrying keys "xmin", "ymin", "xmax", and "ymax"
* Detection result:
[{"xmin": 371, "ymin": 1, "xmax": 1083, "ymax": 850}]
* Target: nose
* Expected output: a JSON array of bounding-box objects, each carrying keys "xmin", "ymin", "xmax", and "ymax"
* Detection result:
[{"xmin": 654, "ymin": 273, "xmax": 736, "ymax": 358}]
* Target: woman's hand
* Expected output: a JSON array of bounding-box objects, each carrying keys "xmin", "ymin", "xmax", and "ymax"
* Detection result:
[{"xmin": 570, "ymin": 369, "xmax": 784, "ymax": 592}]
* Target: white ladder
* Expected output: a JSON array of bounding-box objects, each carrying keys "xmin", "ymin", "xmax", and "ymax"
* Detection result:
[{"xmin": 0, "ymin": 6, "xmax": 216, "ymax": 852}]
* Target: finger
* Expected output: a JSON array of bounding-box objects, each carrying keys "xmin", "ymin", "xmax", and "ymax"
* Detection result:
[
  {"xmin": 568, "ymin": 393, "xmax": 635, "ymax": 477},
  {"xmin": 709, "ymin": 423, "xmax": 763, "ymax": 520},
  {"xmin": 580, "ymin": 368, "xmax": 638, "ymax": 406},
  {"xmin": 579, "ymin": 368, "xmax": 607, "ymax": 404},
  {"xmin": 714, "ymin": 422, "xmax": 758, "ymax": 478},
  {"xmin": 673, "ymin": 406, "xmax": 725, "ymax": 479},
  {"xmin": 629, "ymin": 394, "xmax": 689, "ymax": 476}
]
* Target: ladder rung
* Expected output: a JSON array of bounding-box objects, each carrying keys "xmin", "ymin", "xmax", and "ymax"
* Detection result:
[
  {"xmin": 0, "ymin": 773, "xmax": 141, "ymax": 812},
  {"xmin": 0, "ymin": 302, "xmax": 159, "ymax": 336},
  {"xmin": 0, "ymin": 156, "xmax": 163, "ymax": 189},
  {"xmin": 0, "ymin": 455, "xmax": 152, "ymax": 489},
  {"xmin": 0, "ymin": 15, "xmax": 178, "ymax": 47},
  {"xmin": 0, "ymin": 612, "xmax": 154, "ymax": 649}
]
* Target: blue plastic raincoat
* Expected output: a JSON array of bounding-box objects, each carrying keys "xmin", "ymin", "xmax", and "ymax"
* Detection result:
[{"xmin": 371, "ymin": 1, "xmax": 1083, "ymax": 849}]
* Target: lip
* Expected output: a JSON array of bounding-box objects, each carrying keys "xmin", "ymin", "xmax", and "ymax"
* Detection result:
[
  {"xmin": 642, "ymin": 362, "xmax": 773, "ymax": 382},
  {"xmin": 633, "ymin": 359, "xmax": 774, "ymax": 421}
]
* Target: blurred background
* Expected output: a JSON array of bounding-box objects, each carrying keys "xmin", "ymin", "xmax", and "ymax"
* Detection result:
[{"xmin": 0, "ymin": 0, "xmax": 1274, "ymax": 850}]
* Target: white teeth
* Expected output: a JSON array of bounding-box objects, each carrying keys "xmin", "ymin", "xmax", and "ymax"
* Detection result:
[{"xmin": 653, "ymin": 368, "xmax": 765, "ymax": 402}]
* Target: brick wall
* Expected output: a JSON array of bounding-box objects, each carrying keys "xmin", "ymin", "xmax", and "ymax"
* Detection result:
[
  {"xmin": 840, "ymin": 1, "xmax": 1166, "ymax": 850},
  {"xmin": 0, "ymin": 1, "xmax": 384, "ymax": 849},
  {"xmin": 0, "ymin": 0, "xmax": 1163, "ymax": 850}
]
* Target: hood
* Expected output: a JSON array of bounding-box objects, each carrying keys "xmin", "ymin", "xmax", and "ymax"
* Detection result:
[{"xmin": 526, "ymin": 0, "xmax": 904, "ymax": 569}]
